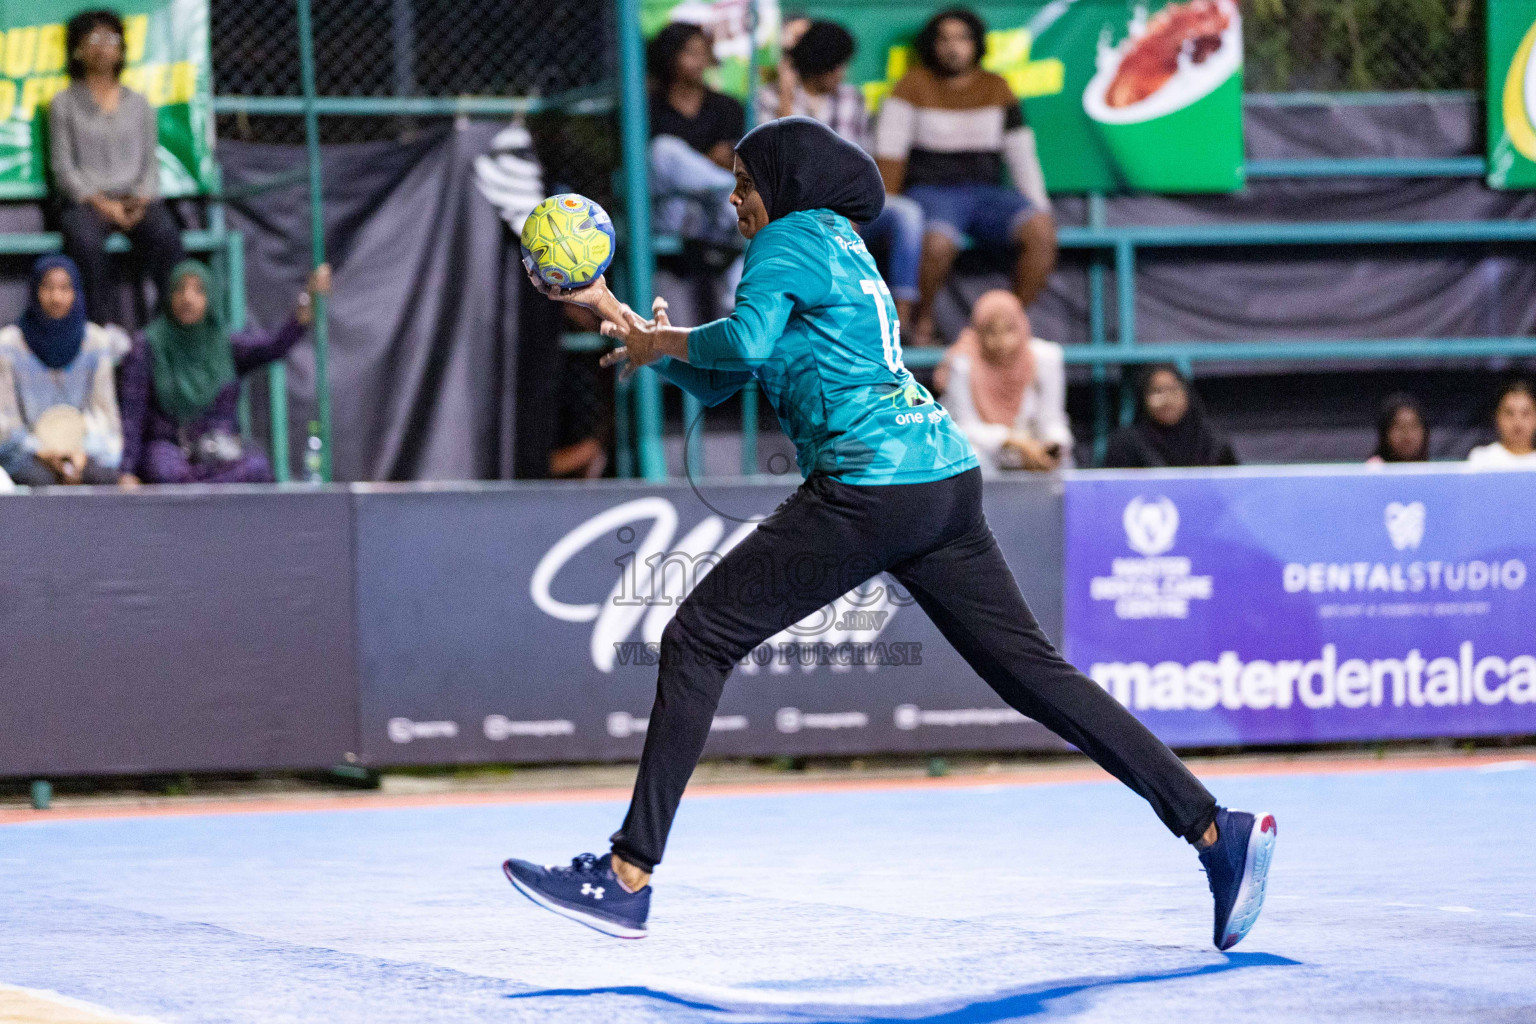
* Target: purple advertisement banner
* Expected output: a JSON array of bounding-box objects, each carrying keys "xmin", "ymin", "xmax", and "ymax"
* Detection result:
[{"xmin": 1064, "ymin": 466, "xmax": 1536, "ymax": 746}]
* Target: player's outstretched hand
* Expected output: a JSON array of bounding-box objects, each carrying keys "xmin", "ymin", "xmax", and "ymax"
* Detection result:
[
  {"xmin": 599, "ymin": 310, "xmax": 658, "ymax": 380},
  {"xmin": 599, "ymin": 296, "xmax": 680, "ymax": 380}
]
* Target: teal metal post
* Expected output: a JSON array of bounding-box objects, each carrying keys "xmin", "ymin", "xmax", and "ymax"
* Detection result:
[
  {"xmin": 618, "ymin": 0, "xmax": 667, "ymax": 479},
  {"xmin": 740, "ymin": 382, "xmax": 758, "ymax": 474},
  {"xmin": 738, "ymin": 0, "xmax": 760, "ymax": 476},
  {"xmin": 295, "ymin": 0, "xmax": 333, "ymax": 481},
  {"xmin": 1115, "ymin": 239, "xmax": 1137, "ymax": 427},
  {"xmin": 1086, "ymin": 193, "xmax": 1108, "ymax": 465},
  {"xmin": 614, "ymin": 374, "xmax": 634, "ymax": 478},
  {"xmin": 214, "ymin": 199, "xmax": 252, "ymax": 440},
  {"xmin": 684, "ymin": 391, "xmax": 705, "ymax": 476}
]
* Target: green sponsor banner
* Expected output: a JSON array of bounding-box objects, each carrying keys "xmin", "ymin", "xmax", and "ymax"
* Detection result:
[
  {"xmin": 643, "ymin": 0, "xmax": 1244, "ymax": 194},
  {"xmin": 0, "ymin": 0, "xmax": 215, "ymax": 200},
  {"xmin": 1488, "ymin": 0, "xmax": 1536, "ymax": 189}
]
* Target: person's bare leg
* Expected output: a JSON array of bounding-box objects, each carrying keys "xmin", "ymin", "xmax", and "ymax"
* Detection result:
[
  {"xmin": 1011, "ymin": 211, "xmax": 1058, "ymax": 307},
  {"xmin": 915, "ymin": 230, "xmax": 959, "ymax": 345}
]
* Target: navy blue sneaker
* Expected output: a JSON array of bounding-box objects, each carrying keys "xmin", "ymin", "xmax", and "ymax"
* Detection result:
[
  {"xmin": 1198, "ymin": 807, "xmax": 1277, "ymax": 951},
  {"xmin": 502, "ymin": 853, "xmax": 650, "ymax": 939}
]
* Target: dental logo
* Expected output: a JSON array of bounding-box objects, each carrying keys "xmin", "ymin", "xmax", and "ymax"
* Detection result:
[
  {"xmin": 1122, "ymin": 496, "xmax": 1180, "ymax": 556},
  {"xmin": 1091, "ymin": 495, "xmax": 1210, "ymax": 620},
  {"xmin": 1384, "ymin": 501, "xmax": 1426, "ymax": 552}
]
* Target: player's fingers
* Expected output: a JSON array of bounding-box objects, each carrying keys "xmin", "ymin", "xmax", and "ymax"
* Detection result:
[
  {"xmin": 651, "ymin": 295, "xmax": 670, "ymax": 326},
  {"xmin": 600, "ymin": 318, "xmax": 631, "ymax": 341},
  {"xmin": 599, "ymin": 347, "xmax": 628, "ymax": 369}
]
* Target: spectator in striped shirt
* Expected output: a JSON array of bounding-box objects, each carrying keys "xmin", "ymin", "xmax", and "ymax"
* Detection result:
[
  {"xmin": 875, "ymin": 8, "xmax": 1056, "ymax": 344},
  {"xmin": 758, "ymin": 20, "xmax": 925, "ymax": 328}
]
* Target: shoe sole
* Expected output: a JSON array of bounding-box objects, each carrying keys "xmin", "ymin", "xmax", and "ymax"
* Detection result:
[
  {"xmin": 1218, "ymin": 812, "xmax": 1276, "ymax": 951},
  {"xmin": 502, "ymin": 861, "xmax": 647, "ymax": 940}
]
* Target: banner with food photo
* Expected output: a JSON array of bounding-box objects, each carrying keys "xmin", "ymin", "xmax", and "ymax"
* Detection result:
[
  {"xmin": 642, "ymin": 0, "xmax": 1244, "ymax": 194},
  {"xmin": 1488, "ymin": 0, "xmax": 1536, "ymax": 189}
]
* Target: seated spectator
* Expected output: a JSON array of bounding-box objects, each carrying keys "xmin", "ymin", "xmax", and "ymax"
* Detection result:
[
  {"xmin": 759, "ymin": 20, "xmax": 924, "ymax": 327},
  {"xmin": 875, "ymin": 7, "xmax": 1056, "ymax": 344},
  {"xmin": 119, "ymin": 261, "xmax": 330, "ymax": 484},
  {"xmin": 1367, "ymin": 392, "xmax": 1429, "ymax": 463},
  {"xmin": 50, "ymin": 9, "xmax": 186, "ymax": 326},
  {"xmin": 1467, "ymin": 379, "xmax": 1536, "ymax": 467},
  {"xmin": 1104, "ymin": 365, "xmax": 1237, "ymax": 468},
  {"xmin": 935, "ymin": 290, "xmax": 1071, "ymax": 474},
  {"xmin": 0, "ymin": 255, "xmax": 129, "ymax": 486},
  {"xmin": 647, "ymin": 22, "xmax": 745, "ymax": 325}
]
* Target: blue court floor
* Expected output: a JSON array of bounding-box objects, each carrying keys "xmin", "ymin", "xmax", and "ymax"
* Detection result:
[{"xmin": 2, "ymin": 761, "xmax": 1533, "ymax": 1023}]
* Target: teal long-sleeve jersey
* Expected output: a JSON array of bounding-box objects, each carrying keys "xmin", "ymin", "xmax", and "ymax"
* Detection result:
[{"xmin": 653, "ymin": 208, "xmax": 978, "ymax": 485}]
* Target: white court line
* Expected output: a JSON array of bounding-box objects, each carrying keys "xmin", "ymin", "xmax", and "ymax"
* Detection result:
[{"xmin": 0, "ymin": 983, "xmax": 165, "ymax": 1024}]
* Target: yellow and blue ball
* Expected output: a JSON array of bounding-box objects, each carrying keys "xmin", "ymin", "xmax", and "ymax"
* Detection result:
[{"xmin": 520, "ymin": 193, "xmax": 616, "ymax": 290}]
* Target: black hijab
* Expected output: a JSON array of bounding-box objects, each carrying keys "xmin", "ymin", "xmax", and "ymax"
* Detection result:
[
  {"xmin": 1107, "ymin": 364, "xmax": 1236, "ymax": 468},
  {"xmin": 1372, "ymin": 391, "xmax": 1429, "ymax": 462},
  {"xmin": 734, "ymin": 116, "xmax": 885, "ymax": 224}
]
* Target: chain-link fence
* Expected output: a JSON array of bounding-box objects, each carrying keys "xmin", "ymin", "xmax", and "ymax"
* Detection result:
[
  {"xmin": 205, "ymin": 0, "xmax": 1488, "ymax": 479},
  {"xmin": 209, "ymin": 0, "xmax": 624, "ymax": 478},
  {"xmin": 210, "ymin": 0, "xmax": 621, "ymax": 213},
  {"xmin": 1243, "ymin": 0, "xmax": 1483, "ymax": 92}
]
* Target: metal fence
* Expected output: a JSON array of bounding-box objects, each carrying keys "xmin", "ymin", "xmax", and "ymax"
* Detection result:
[
  {"xmin": 209, "ymin": 0, "xmax": 624, "ymax": 481},
  {"xmin": 210, "ymin": 0, "xmax": 621, "ymax": 209},
  {"xmin": 1243, "ymin": 0, "xmax": 1483, "ymax": 93},
  {"xmin": 206, "ymin": 0, "xmax": 1500, "ymax": 482}
]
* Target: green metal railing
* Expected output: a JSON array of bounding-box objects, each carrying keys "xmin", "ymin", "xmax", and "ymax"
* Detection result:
[
  {"xmin": 609, "ymin": 66, "xmax": 1536, "ymax": 477},
  {"xmin": 8, "ymin": 1, "xmax": 1518, "ymax": 482}
]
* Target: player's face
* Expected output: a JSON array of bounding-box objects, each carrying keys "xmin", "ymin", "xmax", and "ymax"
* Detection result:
[
  {"xmin": 730, "ymin": 158, "xmax": 770, "ymax": 239},
  {"xmin": 1495, "ymin": 391, "xmax": 1536, "ymax": 453},
  {"xmin": 1385, "ymin": 407, "xmax": 1425, "ymax": 460},
  {"xmin": 170, "ymin": 273, "xmax": 209, "ymax": 326},
  {"xmin": 37, "ymin": 268, "xmax": 76, "ymax": 320},
  {"xmin": 1144, "ymin": 369, "xmax": 1189, "ymax": 427},
  {"xmin": 933, "ymin": 19, "xmax": 978, "ymax": 76}
]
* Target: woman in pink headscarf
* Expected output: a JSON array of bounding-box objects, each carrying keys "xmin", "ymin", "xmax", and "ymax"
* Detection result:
[{"xmin": 936, "ymin": 289, "xmax": 1073, "ymax": 474}]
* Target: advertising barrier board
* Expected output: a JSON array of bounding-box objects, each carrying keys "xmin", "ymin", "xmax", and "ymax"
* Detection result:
[{"xmin": 1064, "ymin": 467, "xmax": 1536, "ymax": 746}]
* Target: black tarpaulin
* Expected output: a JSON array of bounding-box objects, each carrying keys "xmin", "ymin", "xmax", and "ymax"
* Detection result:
[{"xmin": 221, "ymin": 123, "xmax": 555, "ymax": 482}]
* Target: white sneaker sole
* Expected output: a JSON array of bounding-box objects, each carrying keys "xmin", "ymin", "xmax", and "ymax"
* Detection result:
[
  {"xmin": 503, "ymin": 862, "xmax": 648, "ymax": 940},
  {"xmin": 1218, "ymin": 811, "xmax": 1276, "ymax": 951}
]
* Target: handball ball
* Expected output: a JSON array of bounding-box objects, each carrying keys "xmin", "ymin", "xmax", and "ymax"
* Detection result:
[{"xmin": 520, "ymin": 193, "xmax": 616, "ymax": 290}]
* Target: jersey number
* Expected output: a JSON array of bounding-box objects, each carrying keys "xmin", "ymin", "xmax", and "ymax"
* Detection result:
[{"xmin": 860, "ymin": 279, "xmax": 904, "ymax": 374}]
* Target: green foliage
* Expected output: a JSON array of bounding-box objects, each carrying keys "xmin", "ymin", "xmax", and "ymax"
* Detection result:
[{"xmin": 1243, "ymin": 0, "xmax": 1482, "ymax": 92}]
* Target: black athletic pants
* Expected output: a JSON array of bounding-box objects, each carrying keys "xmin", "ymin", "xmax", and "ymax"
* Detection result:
[
  {"xmin": 58, "ymin": 199, "xmax": 186, "ymax": 326},
  {"xmin": 609, "ymin": 468, "xmax": 1217, "ymax": 872}
]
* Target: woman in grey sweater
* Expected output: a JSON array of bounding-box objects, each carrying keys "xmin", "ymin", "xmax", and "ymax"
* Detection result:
[{"xmin": 49, "ymin": 9, "xmax": 186, "ymax": 327}]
